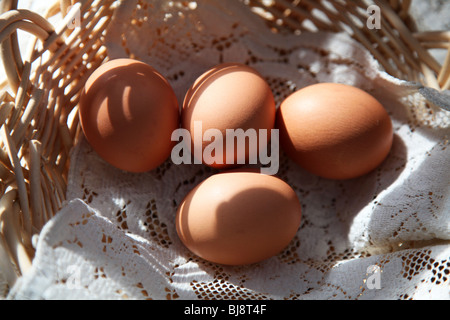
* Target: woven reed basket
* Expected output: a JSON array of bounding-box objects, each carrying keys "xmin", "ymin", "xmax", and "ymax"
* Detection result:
[{"xmin": 0, "ymin": 0, "xmax": 449, "ymax": 296}]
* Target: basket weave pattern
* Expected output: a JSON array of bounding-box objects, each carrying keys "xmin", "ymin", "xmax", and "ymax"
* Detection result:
[{"xmin": 0, "ymin": 0, "xmax": 449, "ymax": 297}]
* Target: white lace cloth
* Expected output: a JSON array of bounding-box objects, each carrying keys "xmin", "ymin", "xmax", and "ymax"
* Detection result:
[{"xmin": 6, "ymin": 0, "xmax": 450, "ymax": 300}]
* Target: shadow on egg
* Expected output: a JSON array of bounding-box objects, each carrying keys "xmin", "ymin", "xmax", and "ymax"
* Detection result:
[
  {"xmin": 180, "ymin": 63, "xmax": 276, "ymax": 170},
  {"xmin": 176, "ymin": 179, "xmax": 301, "ymax": 266},
  {"xmin": 79, "ymin": 59, "xmax": 179, "ymax": 173},
  {"xmin": 82, "ymin": 62, "xmax": 171, "ymax": 138},
  {"xmin": 182, "ymin": 63, "xmax": 264, "ymax": 116}
]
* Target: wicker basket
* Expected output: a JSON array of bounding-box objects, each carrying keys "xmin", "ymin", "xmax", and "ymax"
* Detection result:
[{"xmin": 0, "ymin": 0, "xmax": 449, "ymax": 297}]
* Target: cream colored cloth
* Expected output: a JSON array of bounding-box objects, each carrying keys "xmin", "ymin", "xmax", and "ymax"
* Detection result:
[{"xmin": 7, "ymin": 0, "xmax": 450, "ymax": 299}]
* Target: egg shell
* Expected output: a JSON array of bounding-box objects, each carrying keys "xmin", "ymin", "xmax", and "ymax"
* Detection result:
[
  {"xmin": 182, "ymin": 63, "xmax": 276, "ymax": 168},
  {"xmin": 276, "ymin": 83, "xmax": 393, "ymax": 180},
  {"xmin": 175, "ymin": 171, "xmax": 302, "ymax": 266},
  {"xmin": 79, "ymin": 58, "xmax": 179, "ymax": 173}
]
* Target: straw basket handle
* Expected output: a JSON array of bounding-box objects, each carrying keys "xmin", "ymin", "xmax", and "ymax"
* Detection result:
[
  {"xmin": 0, "ymin": 0, "xmax": 74, "ymax": 289},
  {"xmin": 0, "ymin": 0, "xmax": 74, "ymax": 93}
]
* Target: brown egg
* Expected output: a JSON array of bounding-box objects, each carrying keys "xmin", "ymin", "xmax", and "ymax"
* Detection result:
[
  {"xmin": 79, "ymin": 58, "xmax": 179, "ymax": 173},
  {"xmin": 181, "ymin": 63, "xmax": 276, "ymax": 169},
  {"xmin": 175, "ymin": 171, "xmax": 302, "ymax": 266},
  {"xmin": 276, "ymin": 83, "xmax": 393, "ymax": 180}
]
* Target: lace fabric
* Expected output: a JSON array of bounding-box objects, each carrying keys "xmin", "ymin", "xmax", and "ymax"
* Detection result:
[{"xmin": 6, "ymin": 0, "xmax": 450, "ymax": 299}]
